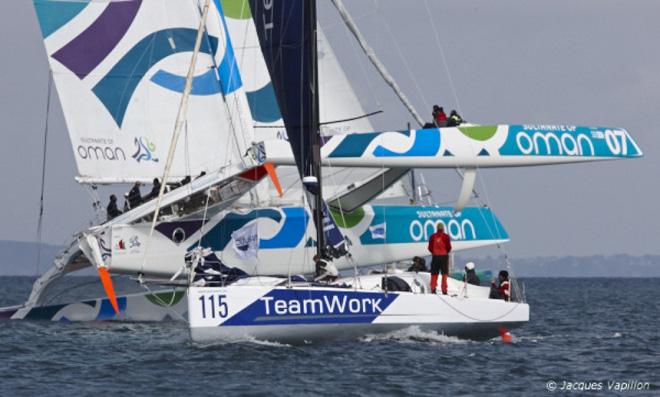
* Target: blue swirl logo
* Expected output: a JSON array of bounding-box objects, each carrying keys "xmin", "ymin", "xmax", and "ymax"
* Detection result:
[{"xmin": 132, "ymin": 137, "xmax": 159, "ymax": 163}]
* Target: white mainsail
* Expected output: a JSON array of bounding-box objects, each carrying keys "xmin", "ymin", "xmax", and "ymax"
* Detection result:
[{"xmin": 34, "ymin": 0, "xmax": 252, "ymax": 184}]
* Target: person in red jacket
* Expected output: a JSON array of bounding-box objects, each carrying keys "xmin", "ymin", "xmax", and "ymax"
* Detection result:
[
  {"xmin": 427, "ymin": 223, "xmax": 452, "ymax": 294},
  {"xmin": 489, "ymin": 270, "xmax": 511, "ymax": 301},
  {"xmin": 432, "ymin": 105, "xmax": 447, "ymax": 127}
]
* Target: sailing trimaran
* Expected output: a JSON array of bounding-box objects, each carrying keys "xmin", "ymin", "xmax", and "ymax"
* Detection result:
[{"xmin": 0, "ymin": 0, "xmax": 641, "ymax": 341}]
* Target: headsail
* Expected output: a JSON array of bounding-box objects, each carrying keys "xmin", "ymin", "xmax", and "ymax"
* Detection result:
[{"xmin": 33, "ymin": 0, "xmax": 252, "ymax": 184}]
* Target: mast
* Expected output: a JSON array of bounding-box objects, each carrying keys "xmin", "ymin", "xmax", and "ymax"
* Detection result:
[{"xmin": 309, "ymin": 0, "xmax": 324, "ymax": 258}]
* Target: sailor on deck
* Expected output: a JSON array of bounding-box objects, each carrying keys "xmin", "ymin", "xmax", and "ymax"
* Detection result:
[
  {"xmin": 448, "ymin": 110, "xmax": 464, "ymax": 127},
  {"xmin": 106, "ymin": 194, "xmax": 122, "ymax": 221},
  {"xmin": 408, "ymin": 256, "xmax": 428, "ymax": 272},
  {"xmin": 128, "ymin": 181, "xmax": 143, "ymax": 208},
  {"xmin": 463, "ymin": 262, "xmax": 481, "ymax": 286},
  {"xmin": 144, "ymin": 178, "xmax": 161, "ymax": 201},
  {"xmin": 432, "ymin": 105, "xmax": 447, "ymax": 127},
  {"xmin": 427, "ymin": 223, "xmax": 452, "ymax": 294},
  {"xmin": 490, "ymin": 270, "xmax": 511, "ymax": 301}
]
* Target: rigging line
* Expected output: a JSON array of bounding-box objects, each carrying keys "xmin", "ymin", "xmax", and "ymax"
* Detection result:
[
  {"xmin": 142, "ymin": 0, "xmax": 212, "ymax": 274},
  {"xmin": 35, "ymin": 70, "xmax": 53, "ymax": 277},
  {"xmin": 193, "ymin": 192, "xmax": 212, "ymax": 261},
  {"xmin": 254, "ymin": 110, "xmax": 384, "ymax": 128},
  {"xmin": 84, "ymin": 185, "xmax": 103, "ymax": 226},
  {"xmin": 331, "ymin": 12, "xmax": 382, "ymax": 110},
  {"xmin": 221, "ymin": 19, "xmax": 252, "ymax": 164},
  {"xmin": 184, "ymin": 121, "xmax": 191, "ymax": 186},
  {"xmin": 436, "ymin": 294, "xmax": 523, "ymax": 322},
  {"xmin": 331, "ymin": 0, "xmax": 424, "ymax": 127},
  {"xmin": 372, "ymin": 0, "xmax": 430, "ymax": 119},
  {"xmin": 40, "ymin": 278, "xmax": 102, "ymax": 307},
  {"xmin": 198, "ymin": 7, "xmax": 246, "ymax": 171},
  {"xmin": 474, "ymin": 169, "xmax": 522, "ymax": 297},
  {"xmin": 421, "ymin": 0, "xmax": 481, "ymax": 202},
  {"xmin": 322, "ymin": 157, "xmax": 352, "ymax": 260},
  {"xmin": 320, "ymin": 110, "xmax": 383, "ymax": 126},
  {"xmin": 423, "ymin": 0, "xmax": 462, "ymax": 113}
]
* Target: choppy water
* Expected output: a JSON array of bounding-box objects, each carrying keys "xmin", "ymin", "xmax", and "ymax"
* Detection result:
[{"xmin": 1, "ymin": 277, "xmax": 658, "ymax": 396}]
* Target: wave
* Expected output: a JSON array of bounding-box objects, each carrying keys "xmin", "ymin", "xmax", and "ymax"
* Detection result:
[
  {"xmin": 191, "ymin": 334, "xmax": 292, "ymax": 348},
  {"xmin": 361, "ymin": 325, "xmax": 468, "ymax": 345}
]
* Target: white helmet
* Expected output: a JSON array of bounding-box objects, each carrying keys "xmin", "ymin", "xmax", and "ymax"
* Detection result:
[{"xmin": 465, "ymin": 262, "xmax": 475, "ymax": 270}]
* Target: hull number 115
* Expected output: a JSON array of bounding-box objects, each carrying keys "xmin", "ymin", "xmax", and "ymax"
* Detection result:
[{"xmin": 198, "ymin": 294, "xmax": 228, "ymax": 319}]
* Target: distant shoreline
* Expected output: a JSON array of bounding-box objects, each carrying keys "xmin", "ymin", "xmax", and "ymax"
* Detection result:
[{"xmin": 1, "ymin": 240, "xmax": 659, "ymax": 277}]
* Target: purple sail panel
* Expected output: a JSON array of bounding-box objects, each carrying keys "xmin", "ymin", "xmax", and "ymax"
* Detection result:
[{"xmin": 53, "ymin": 0, "xmax": 142, "ymax": 79}]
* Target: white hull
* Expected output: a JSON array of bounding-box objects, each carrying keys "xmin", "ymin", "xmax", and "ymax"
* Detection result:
[{"xmin": 188, "ymin": 274, "xmax": 529, "ymax": 344}]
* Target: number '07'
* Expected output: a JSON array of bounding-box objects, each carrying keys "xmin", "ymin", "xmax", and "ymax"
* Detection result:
[{"xmin": 198, "ymin": 294, "xmax": 228, "ymax": 319}]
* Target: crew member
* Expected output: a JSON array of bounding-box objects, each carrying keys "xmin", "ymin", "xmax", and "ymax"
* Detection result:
[
  {"xmin": 314, "ymin": 254, "xmax": 338, "ymax": 282},
  {"xmin": 427, "ymin": 223, "xmax": 452, "ymax": 294},
  {"xmin": 144, "ymin": 178, "xmax": 160, "ymax": 201},
  {"xmin": 407, "ymin": 256, "xmax": 428, "ymax": 272},
  {"xmin": 145, "ymin": 178, "xmax": 161, "ymax": 201},
  {"xmin": 489, "ymin": 270, "xmax": 511, "ymax": 301},
  {"xmin": 432, "ymin": 105, "xmax": 447, "ymax": 127},
  {"xmin": 448, "ymin": 110, "xmax": 464, "ymax": 127},
  {"xmin": 106, "ymin": 194, "xmax": 122, "ymax": 221},
  {"xmin": 463, "ymin": 262, "xmax": 480, "ymax": 286},
  {"xmin": 128, "ymin": 181, "xmax": 143, "ymax": 208},
  {"xmin": 180, "ymin": 175, "xmax": 192, "ymax": 186}
]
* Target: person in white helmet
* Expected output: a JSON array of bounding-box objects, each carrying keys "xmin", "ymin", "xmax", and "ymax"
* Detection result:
[{"xmin": 463, "ymin": 262, "xmax": 481, "ymax": 286}]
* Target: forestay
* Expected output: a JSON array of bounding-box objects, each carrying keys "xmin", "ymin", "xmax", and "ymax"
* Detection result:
[{"xmin": 33, "ymin": 0, "xmax": 252, "ymax": 184}]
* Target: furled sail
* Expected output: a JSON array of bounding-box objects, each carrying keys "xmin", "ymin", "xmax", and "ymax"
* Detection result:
[
  {"xmin": 248, "ymin": 0, "xmax": 349, "ymax": 256},
  {"xmin": 33, "ymin": 0, "xmax": 253, "ymax": 184}
]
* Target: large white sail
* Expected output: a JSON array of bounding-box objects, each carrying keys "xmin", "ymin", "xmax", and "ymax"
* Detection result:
[{"xmin": 34, "ymin": 0, "xmax": 252, "ymax": 184}]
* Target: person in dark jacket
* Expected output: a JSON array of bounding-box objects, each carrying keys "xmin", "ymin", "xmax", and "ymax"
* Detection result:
[
  {"xmin": 427, "ymin": 223, "xmax": 452, "ymax": 294},
  {"xmin": 407, "ymin": 256, "xmax": 428, "ymax": 272},
  {"xmin": 180, "ymin": 175, "xmax": 191, "ymax": 186},
  {"xmin": 106, "ymin": 194, "xmax": 122, "ymax": 221},
  {"xmin": 447, "ymin": 110, "xmax": 464, "ymax": 127},
  {"xmin": 463, "ymin": 262, "xmax": 481, "ymax": 286},
  {"xmin": 489, "ymin": 270, "xmax": 511, "ymax": 301},
  {"xmin": 128, "ymin": 182, "xmax": 143, "ymax": 208},
  {"xmin": 145, "ymin": 178, "xmax": 161, "ymax": 201}
]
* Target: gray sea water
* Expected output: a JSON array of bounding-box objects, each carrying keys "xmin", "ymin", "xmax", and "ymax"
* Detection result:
[{"xmin": 0, "ymin": 277, "xmax": 658, "ymax": 396}]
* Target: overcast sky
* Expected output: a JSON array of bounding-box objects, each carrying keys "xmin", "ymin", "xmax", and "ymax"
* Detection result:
[{"xmin": 0, "ymin": 0, "xmax": 657, "ymax": 259}]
